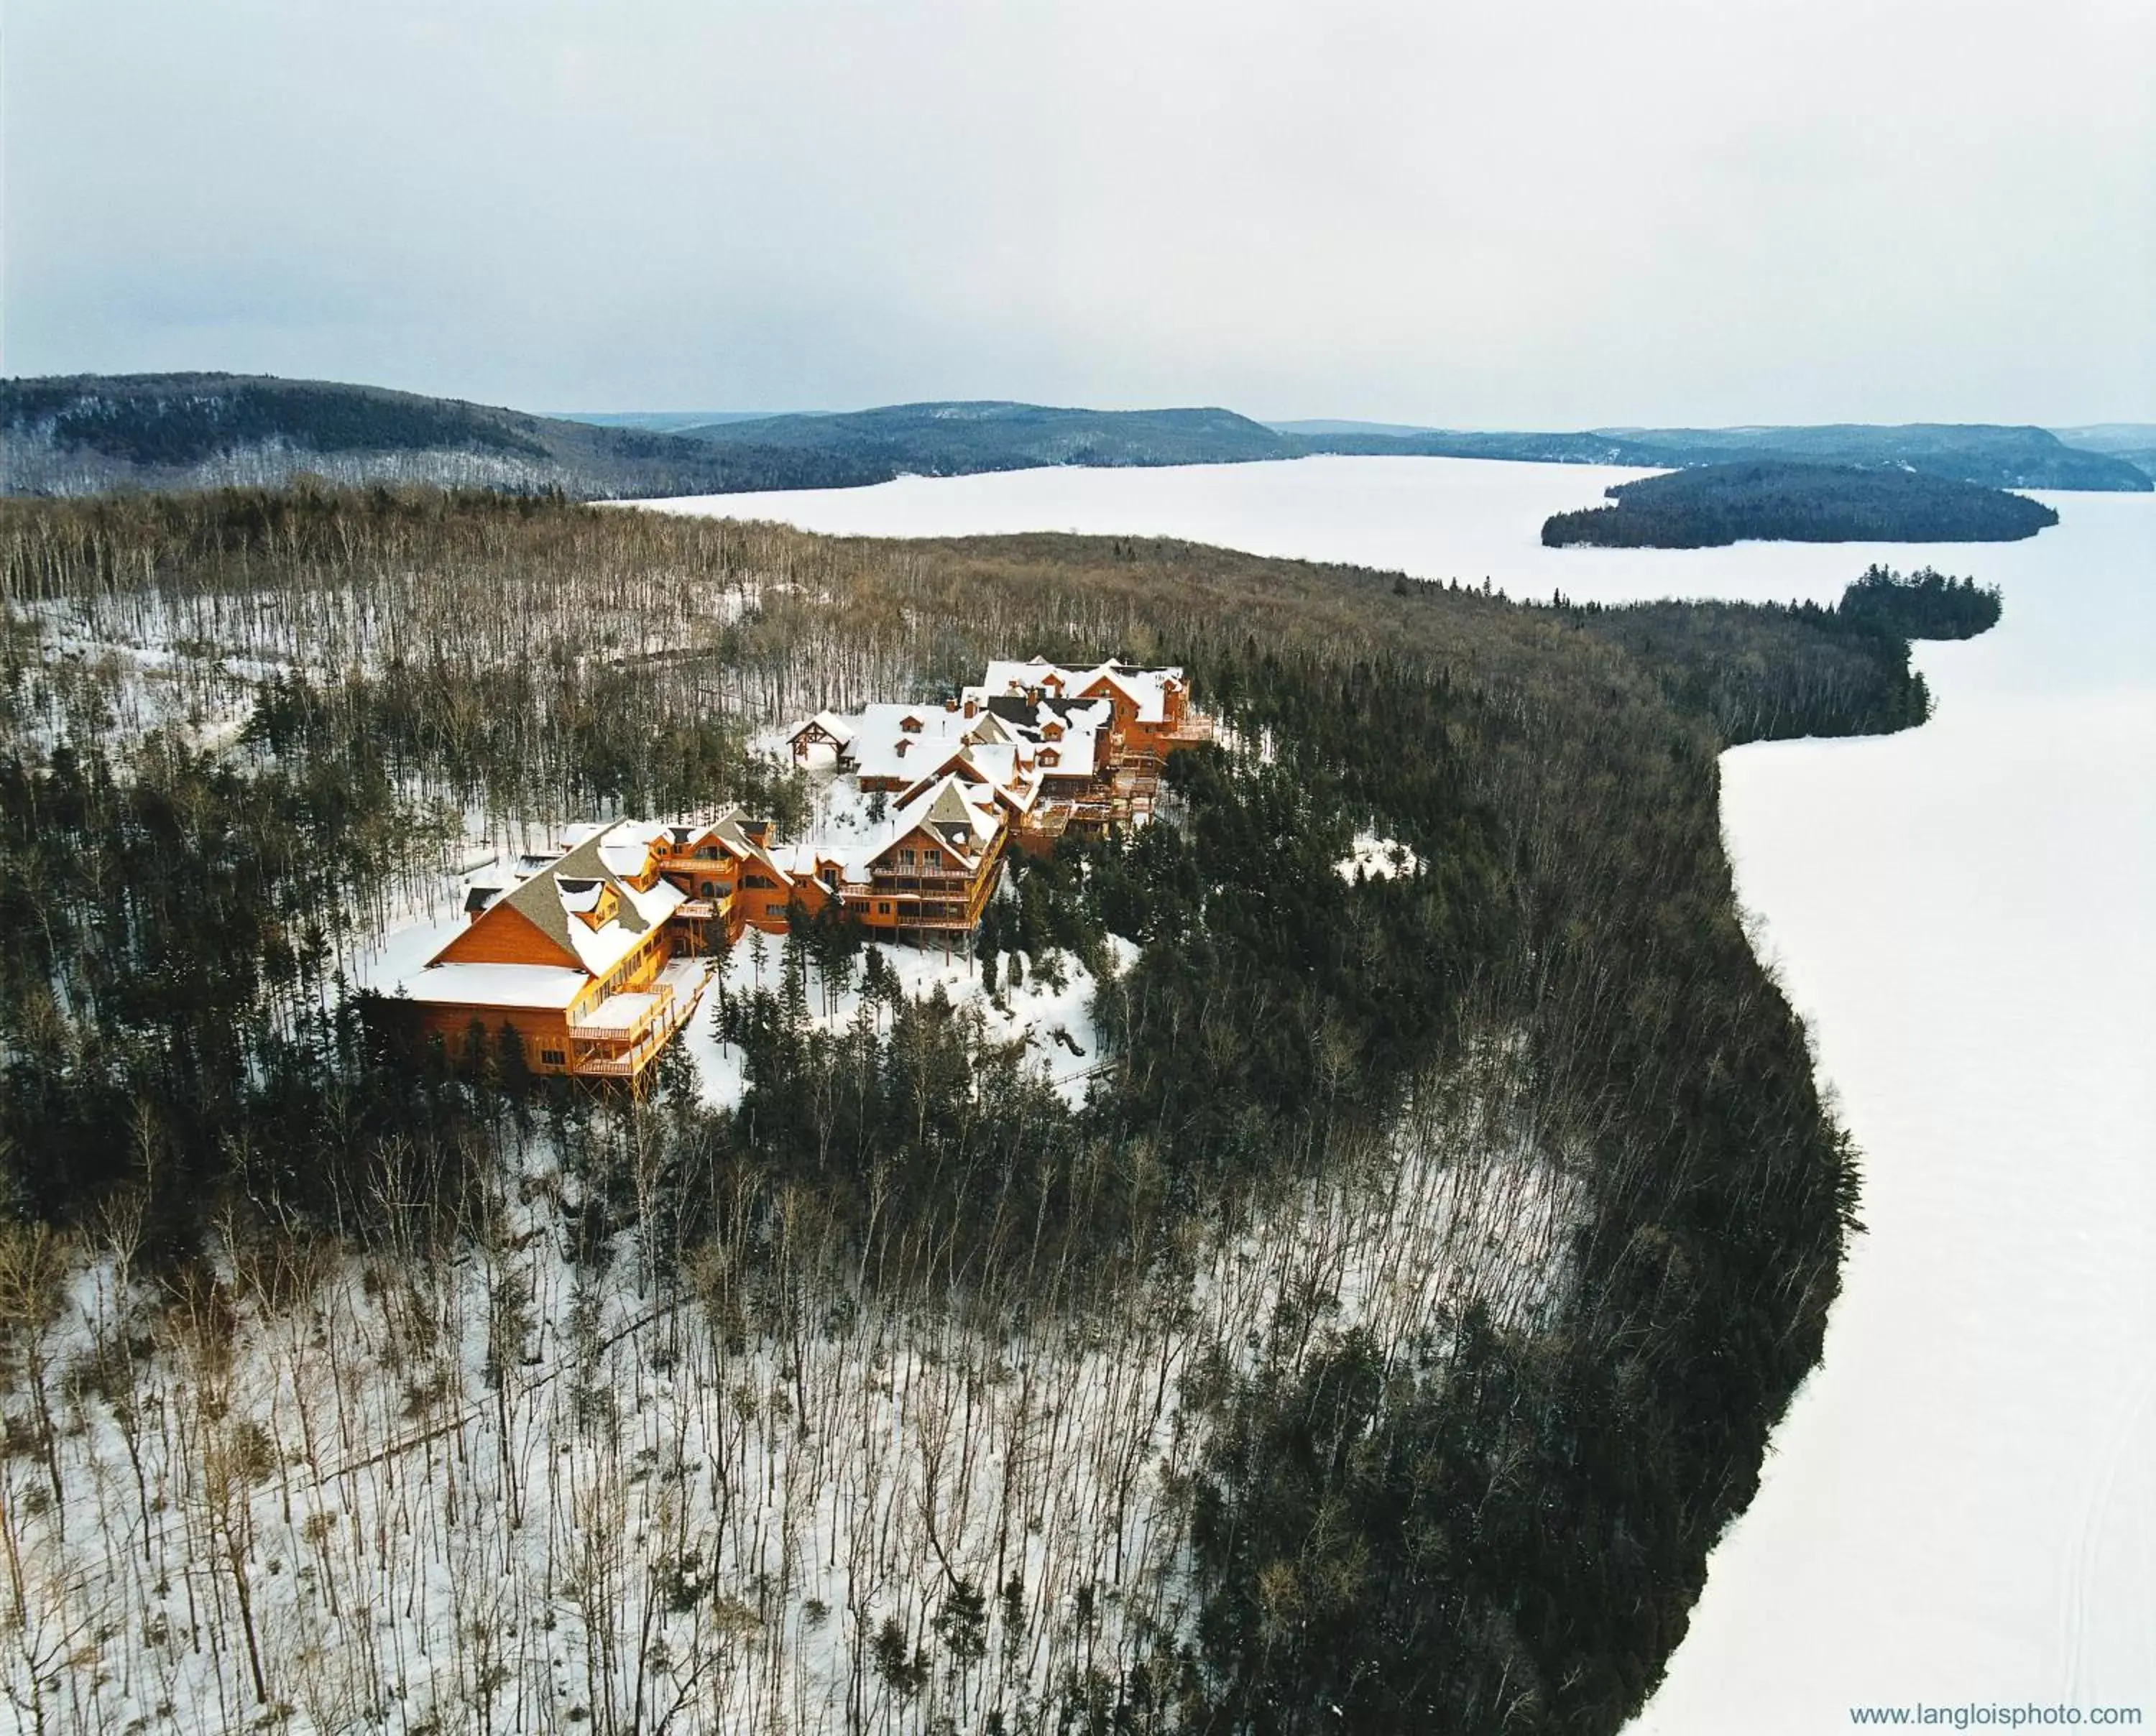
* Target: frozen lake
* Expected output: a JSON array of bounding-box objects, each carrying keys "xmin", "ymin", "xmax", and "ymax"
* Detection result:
[{"xmin": 637, "ymin": 457, "xmax": 2156, "ymax": 1725}]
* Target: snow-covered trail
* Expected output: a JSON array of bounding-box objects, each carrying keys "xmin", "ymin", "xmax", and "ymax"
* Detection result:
[{"xmin": 637, "ymin": 458, "xmax": 2156, "ymax": 1722}]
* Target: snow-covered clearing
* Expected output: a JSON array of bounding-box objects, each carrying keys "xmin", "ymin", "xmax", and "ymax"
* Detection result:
[
  {"xmin": 1335, "ymin": 831, "xmax": 1419, "ymax": 883},
  {"xmin": 683, "ymin": 927, "xmax": 1130, "ymax": 1114}
]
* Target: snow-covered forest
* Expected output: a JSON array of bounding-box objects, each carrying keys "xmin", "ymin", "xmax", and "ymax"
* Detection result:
[{"xmin": 0, "ymin": 487, "xmax": 1874, "ymax": 1732}]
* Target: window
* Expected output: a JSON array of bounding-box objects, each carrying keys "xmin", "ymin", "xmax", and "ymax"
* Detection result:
[
  {"xmin": 900, "ymin": 847, "xmax": 916, "ymax": 867},
  {"xmin": 540, "ymin": 1048, "xmax": 566, "ymax": 1067},
  {"xmin": 877, "ymin": 901, "xmax": 891, "ymax": 915}
]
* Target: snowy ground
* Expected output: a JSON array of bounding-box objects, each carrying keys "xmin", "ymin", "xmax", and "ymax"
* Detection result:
[
  {"xmin": 1335, "ymin": 831, "xmax": 1419, "ymax": 883},
  {"xmin": 0, "ymin": 1047, "xmax": 1580, "ymax": 1735},
  {"xmin": 682, "ymin": 928, "xmax": 1132, "ymax": 1114}
]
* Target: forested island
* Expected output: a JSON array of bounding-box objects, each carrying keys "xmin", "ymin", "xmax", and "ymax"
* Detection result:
[
  {"xmin": 1541, "ymin": 460, "xmax": 2059, "ymax": 548},
  {"xmin": 0, "ymin": 489, "xmax": 1991, "ymax": 1732}
]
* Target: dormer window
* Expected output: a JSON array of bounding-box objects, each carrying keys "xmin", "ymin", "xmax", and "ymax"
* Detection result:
[
  {"xmin": 1044, "ymin": 721, "xmax": 1064, "ymax": 739},
  {"xmin": 1040, "ymin": 747, "xmax": 1060, "ymax": 767},
  {"xmin": 895, "ymin": 739, "xmax": 909, "ymax": 757},
  {"xmin": 900, "ymin": 715, "xmax": 923, "ymax": 733},
  {"xmin": 558, "ymin": 877, "xmax": 616, "ymax": 931}
]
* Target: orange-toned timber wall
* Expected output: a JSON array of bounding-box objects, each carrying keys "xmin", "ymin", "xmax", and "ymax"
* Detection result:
[
  {"xmin": 736, "ymin": 873, "xmax": 829, "ymax": 934},
  {"xmin": 411, "ymin": 1005, "xmax": 576, "ymax": 1072},
  {"xmin": 436, "ymin": 904, "xmax": 579, "ymax": 969}
]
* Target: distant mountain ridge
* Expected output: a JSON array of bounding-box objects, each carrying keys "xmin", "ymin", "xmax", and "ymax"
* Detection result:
[
  {"xmin": 668, "ymin": 400, "xmax": 1292, "ymax": 472},
  {"xmin": 2048, "ymin": 423, "xmax": 2156, "ymax": 483},
  {"xmin": 0, "ymin": 373, "xmax": 885, "ymax": 499},
  {"xmin": 666, "ymin": 402, "xmax": 2148, "ymax": 490},
  {"xmin": 5, "ymin": 373, "xmax": 2148, "ymax": 498},
  {"xmin": 1268, "ymin": 420, "xmax": 2151, "ymax": 491}
]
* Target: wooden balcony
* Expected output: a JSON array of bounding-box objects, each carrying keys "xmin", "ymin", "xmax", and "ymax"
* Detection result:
[{"xmin": 566, "ymin": 959, "xmax": 711, "ymax": 1080}]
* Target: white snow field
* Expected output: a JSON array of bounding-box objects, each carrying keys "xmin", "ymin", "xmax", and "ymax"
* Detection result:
[{"xmin": 637, "ymin": 457, "xmax": 2156, "ymax": 1725}]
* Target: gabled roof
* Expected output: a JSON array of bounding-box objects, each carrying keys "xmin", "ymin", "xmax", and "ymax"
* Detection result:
[
  {"xmin": 894, "ymin": 743, "xmax": 1041, "ymax": 817},
  {"xmin": 978, "ymin": 658, "xmax": 1184, "ymax": 724},
  {"xmin": 821, "ymin": 703, "xmax": 986, "ymax": 782},
  {"xmin": 659, "ymin": 809, "xmax": 763, "ymax": 861},
  {"xmin": 469, "ymin": 822, "xmax": 685, "ymax": 980},
  {"xmin": 967, "ymin": 690, "xmax": 1110, "ymax": 777},
  {"xmin": 791, "ymin": 710, "xmax": 855, "ymax": 746},
  {"xmin": 902, "ymin": 776, "xmax": 1005, "ymax": 863}
]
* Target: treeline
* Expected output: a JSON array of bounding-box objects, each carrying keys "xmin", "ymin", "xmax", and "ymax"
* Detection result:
[
  {"xmin": 1522, "ymin": 563, "xmax": 2001, "ymax": 744},
  {"xmin": 1837, "ymin": 562, "xmax": 2003, "ymax": 639},
  {"xmin": 1, "ymin": 374, "xmax": 893, "ymax": 499},
  {"xmin": 1542, "ymin": 459, "xmax": 2059, "ymax": 547},
  {"xmin": 19, "ymin": 377, "xmax": 2147, "ymax": 507},
  {"xmin": 0, "ymin": 488, "xmax": 1935, "ymax": 1731}
]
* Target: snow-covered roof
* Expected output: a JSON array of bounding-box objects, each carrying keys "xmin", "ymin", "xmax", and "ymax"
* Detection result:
[
  {"xmin": 897, "ymin": 775, "xmax": 1005, "ymax": 862},
  {"xmin": 791, "ymin": 709, "xmax": 854, "ymax": 745},
  {"xmin": 976, "ymin": 658, "xmax": 1184, "ymax": 725},
  {"xmin": 596, "ymin": 841, "xmax": 650, "ymax": 878},
  {"xmin": 572, "ymin": 990, "xmax": 660, "ymax": 1034},
  {"xmin": 898, "ymin": 742, "xmax": 1041, "ymax": 816},
  {"xmin": 783, "ymin": 770, "xmax": 1008, "ymax": 887},
  {"xmin": 558, "ymin": 878, "xmax": 606, "ymax": 914},
  {"xmin": 778, "ymin": 702, "xmax": 995, "ymax": 780},
  {"xmin": 655, "ymin": 810, "xmax": 765, "ymax": 862},
  {"xmin": 397, "ymin": 964, "xmax": 590, "ymax": 1010},
  {"xmin": 960, "ymin": 691, "xmax": 1110, "ymax": 778},
  {"xmin": 805, "ymin": 703, "xmax": 980, "ymax": 782},
  {"xmin": 424, "ymin": 820, "xmax": 686, "ymax": 983}
]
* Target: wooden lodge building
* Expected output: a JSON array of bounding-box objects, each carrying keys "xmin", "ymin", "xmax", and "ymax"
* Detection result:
[
  {"xmin": 392, "ymin": 660, "xmax": 1209, "ymax": 1080},
  {"xmin": 789, "ymin": 657, "xmax": 1212, "ymax": 848},
  {"xmin": 395, "ymin": 818, "xmax": 732, "ymax": 1080}
]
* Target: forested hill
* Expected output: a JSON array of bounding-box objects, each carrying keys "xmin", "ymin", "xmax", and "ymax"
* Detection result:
[
  {"xmin": 670, "ymin": 400, "xmax": 1292, "ymax": 471},
  {"xmin": 0, "ymin": 486, "xmax": 1972, "ymax": 1732},
  {"xmin": 11, "ymin": 374, "xmax": 2145, "ymax": 500},
  {"xmin": 665, "ymin": 403, "xmax": 2153, "ymax": 490},
  {"xmin": 1280, "ymin": 420, "xmax": 2152, "ymax": 491},
  {"xmin": 0, "ymin": 373, "xmax": 888, "ymax": 499},
  {"xmin": 1541, "ymin": 460, "xmax": 2060, "ymax": 548}
]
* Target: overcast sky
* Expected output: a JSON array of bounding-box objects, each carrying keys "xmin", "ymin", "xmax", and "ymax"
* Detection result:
[{"xmin": 6, "ymin": 0, "xmax": 2151, "ymax": 425}]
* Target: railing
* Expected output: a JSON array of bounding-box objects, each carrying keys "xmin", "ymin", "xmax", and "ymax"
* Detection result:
[{"xmin": 566, "ymin": 960, "xmax": 711, "ymax": 1080}]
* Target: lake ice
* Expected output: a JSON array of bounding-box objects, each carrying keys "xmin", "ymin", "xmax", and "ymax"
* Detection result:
[{"xmin": 639, "ymin": 455, "xmax": 2156, "ymax": 1727}]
